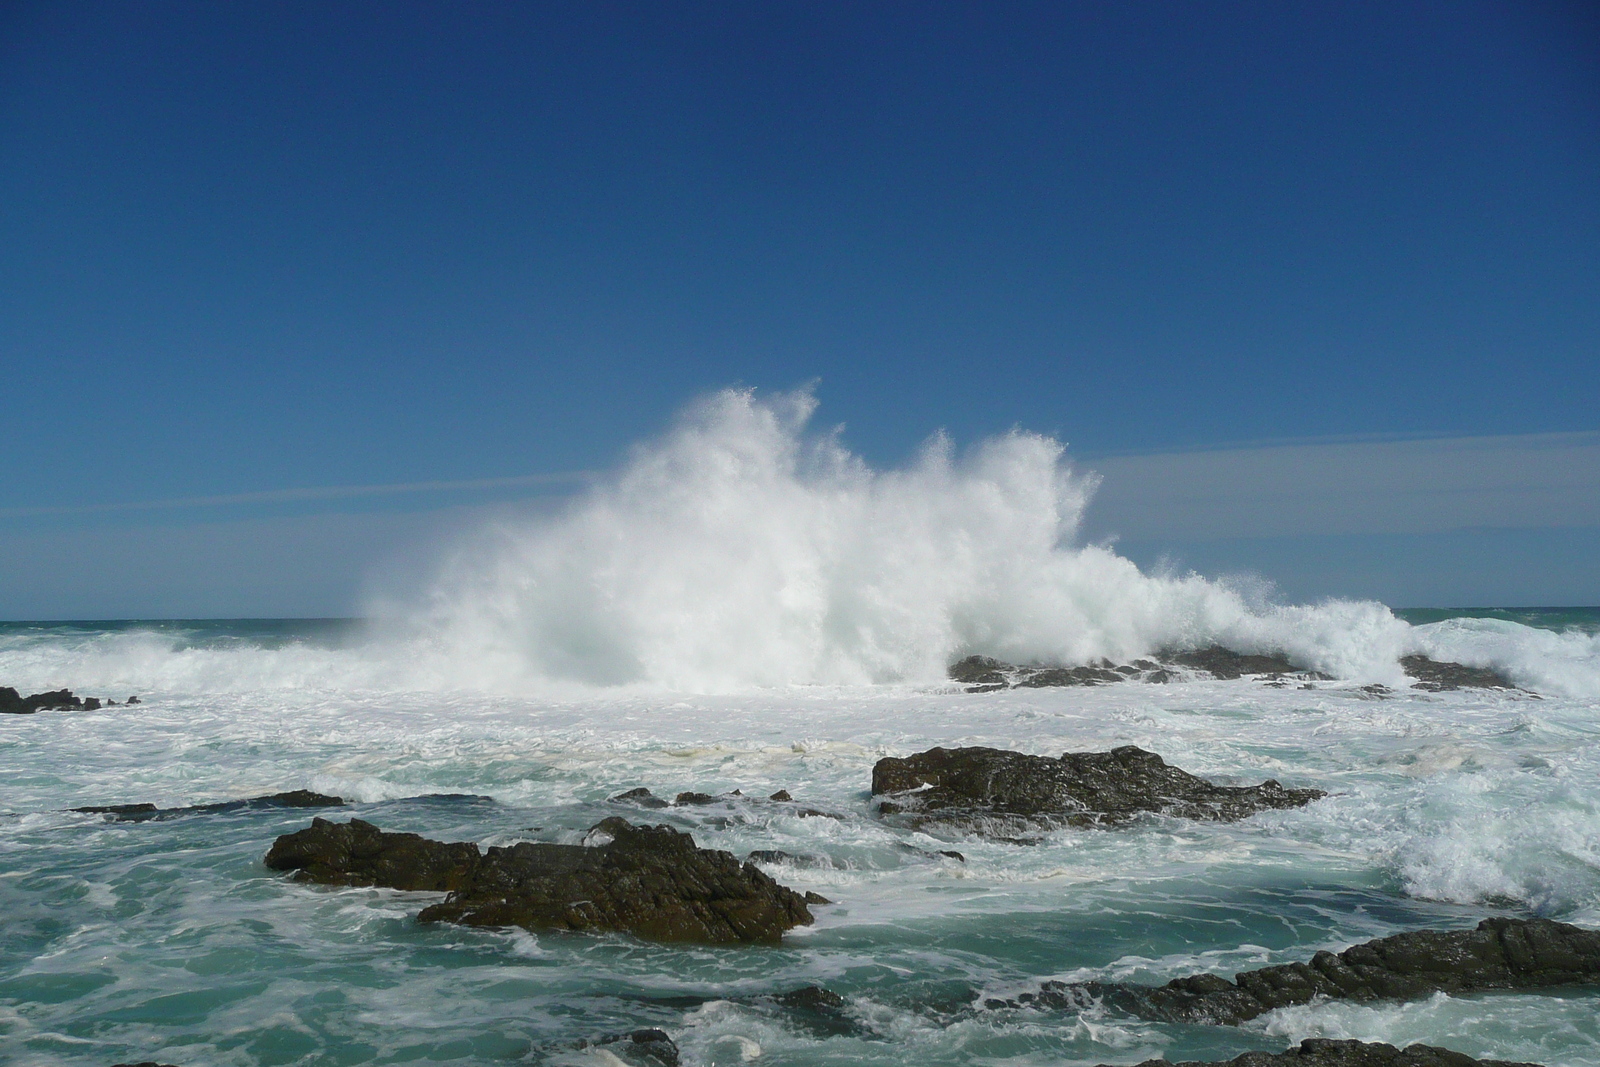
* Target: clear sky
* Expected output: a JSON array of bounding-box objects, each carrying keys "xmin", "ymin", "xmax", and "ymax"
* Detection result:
[{"xmin": 2, "ymin": 1, "xmax": 1597, "ymax": 617}]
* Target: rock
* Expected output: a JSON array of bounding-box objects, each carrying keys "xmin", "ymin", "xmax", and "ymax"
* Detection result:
[
  {"xmin": 673, "ymin": 791, "xmax": 719, "ymax": 805},
  {"xmin": 1167, "ymin": 647, "xmax": 1298, "ymax": 679},
  {"xmin": 126, "ymin": 695, "xmax": 141, "ymax": 704},
  {"xmin": 1401, "ymin": 655, "xmax": 1518, "ymax": 692},
  {"xmin": 768, "ymin": 789, "xmax": 792, "ymax": 801},
  {"xmin": 265, "ymin": 817, "xmax": 482, "ymax": 890},
  {"xmin": 573, "ymin": 1028, "xmax": 681, "ymax": 1067},
  {"xmin": 1014, "ymin": 665, "xmax": 1126, "ymax": 687},
  {"xmin": 415, "ymin": 817, "xmax": 813, "ymax": 944},
  {"xmin": 949, "ymin": 655, "xmax": 1010, "ymax": 686},
  {"xmin": 1039, "ymin": 917, "xmax": 1600, "ymax": 1025},
  {"xmin": 1, "ymin": 686, "xmax": 83, "ymax": 714},
  {"xmin": 78, "ymin": 790, "xmax": 345, "ymax": 822},
  {"xmin": 269, "ymin": 817, "xmax": 815, "ymax": 945},
  {"xmin": 1096, "ymin": 1038, "xmax": 1540, "ymax": 1067},
  {"xmin": 110, "ymin": 1062, "xmax": 184, "ymax": 1067},
  {"xmin": 872, "ymin": 745, "xmax": 1323, "ymax": 831},
  {"xmin": 758, "ymin": 985, "xmax": 859, "ymax": 1037},
  {"xmin": 610, "ymin": 787, "xmax": 670, "ymax": 808}
]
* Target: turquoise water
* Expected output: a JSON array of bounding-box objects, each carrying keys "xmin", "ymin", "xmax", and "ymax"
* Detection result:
[{"xmin": 3, "ymin": 614, "xmax": 1599, "ymax": 1066}]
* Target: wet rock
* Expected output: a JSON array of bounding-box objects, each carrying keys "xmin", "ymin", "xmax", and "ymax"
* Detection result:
[
  {"xmin": 79, "ymin": 790, "xmax": 346, "ymax": 822},
  {"xmin": 1358, "ymin": 684, "xmax": 1394, "ymax": 699},
  {"xmin": 768, "ymin": 789, "xmax": 792, "ymax": 801},
  {"xmin": 873, "ymin": 745, "xmax": 1323, "ymax": 831},
  {"xmin": 1097, "ymin": 1038, "xmax": 1539, "ymax": 1067},
  {"xmin": 1401, "ymin": 655, "xmax": 1518, "ymax": 692},
  {"xmin": 1, "ymin": 686, "xmax": 83, "ymax": 713},
  {"xmin": 110, "ymin": 1062, "xmax": 184, "ymax": 1067},
  {"xmin": 265, "ymin": 817, "xmax": 482, "ymax": 891},
  {"xmin": 268, "ymin": 816, "xmax": 815, "ymax": 944},
  {"xmin": 757, "ymin": 985, "xmax": 860, "ymax": 1037},
  {"xmin": 573, "ymin": 1028, "xmax": 681, "ymax": 1067},
  {"xmin": 949, "ymin": 655, "xmax": 1009, "ymax": 686},
  {"xmin": 416, "ymin": 817, "xmax": 814, "ymax": 944},
  {"xmin": 610, "ymin": 787, "xmax": 671, "ymax": 809},
  {"xmin": 1167, "ymin": 647, "xmax": 1298, "ymax": 679},
  {"xmin": 673, "ymin": 791, "xmax": 719, "ymax": 806},
  {"xmin": 1014, "ymin": 665, "xmax": 1126, "ymax": 687},
  {"xmin": 1047, "ymin": 917, "xmax": 1600, "ymax": 1025}
]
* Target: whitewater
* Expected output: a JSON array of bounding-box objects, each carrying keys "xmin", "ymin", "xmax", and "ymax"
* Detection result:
[{"xmin": 3, "ymin": 389, "xmax": 1598, "ymax": 1067}]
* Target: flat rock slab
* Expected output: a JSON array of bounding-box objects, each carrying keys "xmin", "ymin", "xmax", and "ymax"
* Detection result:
[
  {"xmin": 1103, "ymin": 1038, "xmax": 1539, "ymax": 1067},
  {"xmin": 1401, "ymin": 655, "xmax": 1519, "ymax": 691},
  {"xmin": 1027, "ymin": 917, "xmax": 1600, "ymax": 1025},
  {"xmin": 266, "ymin": 816, "xmax": 814, "ymax": 945},
  {"xmin": 872, "ymin": 745, "xmax": 1323, "ymax": 831}
]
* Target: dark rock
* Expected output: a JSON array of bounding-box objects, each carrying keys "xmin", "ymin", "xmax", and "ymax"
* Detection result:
[
  {"xmin": 872, "ymin": 745, "xmax": 1323, "ymax": 831},
  {"xmin": 1359, "ymin": 684, "xmax": 1393, "ymax": 699},
  {"xmin": 1, "ymin": 686, "xmax": 83, "ymax": 714},
  {"xmin": 415, "ymin": 817, "xmax": 813, "ymax": 944},
  {"xmin": 1401, "ymin": 655, "xmax": 1518, "ymax": 692},
  {"xmin": 269, "ymin": 817, "xmax": 814, "ymax": 944},
  {"xmin": 747, "ymin": 849, "xmax": 832, "ymax": 868},
  {"xmin": 79, "ymin": 790, "xmax": 345, "ymax": 822},
  {"xmin": 673, "ymin": 791, "xmax": 719, "ymax": 806},
  {"xmin": 1144, "ymin": 669, "xmax": 1176, "ymax": 683},
  {"xmin": 768, "ymin": 789, "xmax": 792, "ymax": 801},
  {"xmin": 110, "ymin": 1062, "xmax": 184, "ymax": 1067},
  {"xmin": 1096, "ymin": 1038, "xmax": 1539, "ymax": 1067},
  {"xmin": 126, "ymin": 695, "xmax": 141, "ymax": 704},
  {"xmin": 610, "ymin": 787, "xmax": 670, "ymax": 809},
  {"xmin": 265, "ymin": 817, "xmax": 481, "ymax": 890},
  {"xmin": 1168, "ymin": 647, "xmax": 1299, "ymax": 679},
  {"xmin": 1047, "ymin": 917, "xmax": 1600, "ymax": 1025},
  {"xmin": 803, "ymin": 891, "xmax": 832, "ymax": 905},
  {"xmin": 574, "ymin": 1028, "xmax": 681, "ymax": 1067}
]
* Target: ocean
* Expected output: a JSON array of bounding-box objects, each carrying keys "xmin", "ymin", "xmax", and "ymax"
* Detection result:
[{"xmin": 3, "ymin": 391, "xmax": 1598, "ymax": 1067}]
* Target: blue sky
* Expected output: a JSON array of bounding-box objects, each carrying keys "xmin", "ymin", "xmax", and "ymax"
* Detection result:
[{"xmin": 2, "ymin": 1, "xmax": 1597, "ymax": 617}]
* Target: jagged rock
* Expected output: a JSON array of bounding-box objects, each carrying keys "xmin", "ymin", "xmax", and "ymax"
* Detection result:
[
  {"xmin": 269, "ymin": 817, "xmax": 814, "ymax": 944},
  {"xmin": 1034, "ymin": 917, "xmax": 1600, "ymax": 1025},
  {"xmin": 674, "ymin": 791, "xmax": 719, "ymax": 805},
  {"xmin": 78, "ymin": 790, "xmax": 345, "ymax": 822},
  {"xmin": 768, "ymin": 789, "xmax": 792, "ymax": 801},
  {"xmin": 757, "ymin": 985, "xmax": 859, "ymax": 1037},
  {"xmin": 873, "ymin": 745, "xmax": 1323, "ymax": 831},
  {"xmin": 416, "ymin": 817, "xmax": 813, "ymax": 944},
  {"xmin": 1401, "ymin": 655, "xmax": 1518, "ymax": 692},
  {"xmin": 573, "ymin": 1028, "xmax": 681, "ymax": 1067},
  {"xmin": 1097, "ymin": 1038, "xmax": 1539, "ymax": 1067}
]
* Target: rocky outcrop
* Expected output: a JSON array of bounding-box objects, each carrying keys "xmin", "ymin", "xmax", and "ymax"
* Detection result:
[
  {"xmin": 1401, "ymin": 655, "xmax": 1519, "ymax": 692},
  {"xmin": 78, "ymin": 790, "xmax": 345, "ymax": 822},
  {"xmin": 872, "ymin": 745, "xmax": 1323, "ymax": 830},
  {"xmin": 1021, "ymin": 917, "xmax": 1600, "ymax": 1025},
  {"xmin": 1098, "ymin": 1038, "xmax": 1539, "ymax": 1067},
  {"xmin": 266, "ymin": 816, "xmax": 816, "ymax": 945}
]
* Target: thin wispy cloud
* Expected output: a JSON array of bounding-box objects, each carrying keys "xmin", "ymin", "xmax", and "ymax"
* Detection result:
[{"xmin": 0, "ymin": 471, "xmax": 595, "ymax": 519}]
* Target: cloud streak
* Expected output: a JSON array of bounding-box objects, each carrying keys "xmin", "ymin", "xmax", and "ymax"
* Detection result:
[
  {"xmin": 0, "ymin": 471, "xmax": 595, "ymax": 520},
  {"xmin": 1083, "ymin": 431, "xmax": 1600, "ymax": 541}
]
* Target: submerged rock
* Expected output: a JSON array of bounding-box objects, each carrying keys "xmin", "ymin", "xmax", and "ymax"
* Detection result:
[
  {"xmin": 79, "ymin": 789, "xmax": 345, "ymax": 822},
  {"xmin": 267, "ymin": 816, "xmax": 815, "ymax": 945},
  {"xmin": 872, "ymin": 745, "xmax": 1323, "ymax": 831},
  {"xmin": 1031, "ymin": 917, "xmax": 1600, "ymax": 1025},
  {"xmin": 572, "ymin": 1028, "xmax": 681, "ymax": 1067},
  {"xmin": 1098, "ymin": 1038, "xmax": 1539, "ymax": 1067},
  {"xmin": 1401, "ymin": 655, "xmax": 1519, "ymax": 692}
]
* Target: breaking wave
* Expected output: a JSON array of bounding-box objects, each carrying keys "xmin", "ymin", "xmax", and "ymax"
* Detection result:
[{"xmin": 409, "ymin": 387, "xmax": 1419, "ymax": 691}]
